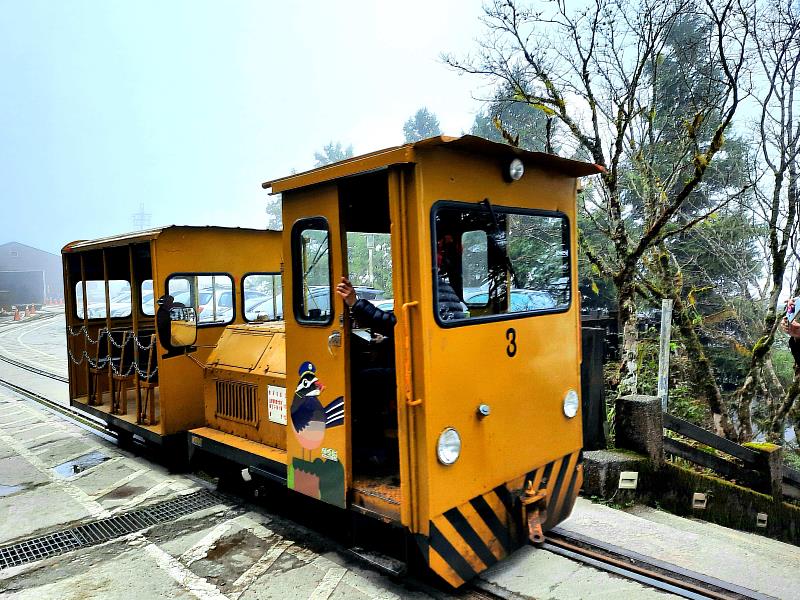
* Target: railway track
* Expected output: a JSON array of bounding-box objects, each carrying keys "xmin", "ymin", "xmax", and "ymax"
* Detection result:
[
  {"xmin": 0, "ymin": 352, "xmax": 68, "ymax": 382},
  {"xmin": 541, "ymin": 528, "xmax": 776, "ymax": 600},
  {"xmin": 0, "ymin": 311, "xmax": 67, "ymax": 382}
]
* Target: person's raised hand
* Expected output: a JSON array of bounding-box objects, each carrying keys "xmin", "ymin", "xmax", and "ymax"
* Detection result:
[{"xmin": 336, "ymin": 277, "xmax": 357, "ymax": 307}]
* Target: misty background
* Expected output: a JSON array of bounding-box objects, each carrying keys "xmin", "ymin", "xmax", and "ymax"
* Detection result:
[{"xmin": 0, "ymin": 1, "xmax": 486, "ymax": 254}]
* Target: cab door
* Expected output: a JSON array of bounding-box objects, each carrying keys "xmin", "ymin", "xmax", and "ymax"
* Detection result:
[{"xmin": 283, "ymin": 184, "xmax": 350, "ymax": 508}]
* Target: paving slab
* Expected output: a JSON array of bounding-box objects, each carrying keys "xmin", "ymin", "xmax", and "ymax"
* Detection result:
[
  {"xmin": 28, "ymin": 437, "xmax": 100, "ymax": 468},
  {"xmin": 1, "ymin": 544, "xmax": 193, "ymax": 599},
  {"xmin": 0, "ymin": 455, "xmax": 49, "ymax": 488},
  {"xmin": 481, "ymin": 545, "xmax": 674, "ymax": 599},
  {"xmin": 0, "ymin": 482, "xmax": 91, "ymax": 543}
]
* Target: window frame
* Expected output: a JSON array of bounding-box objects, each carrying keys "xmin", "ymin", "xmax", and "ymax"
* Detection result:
[
  {"xmin": 164, "ymin": 271, "xmax": 236, "ymax": 328},
  {"xmin": 291, "ymin": 217, "xmax": 334, "ymax": 327},
  {"xmin": 430, "ymin": 199, "xmax": 572, "ymax": 328},
  {"xmin": 241, "ymin": 271, "xmax": 283, "ymax": 323}
]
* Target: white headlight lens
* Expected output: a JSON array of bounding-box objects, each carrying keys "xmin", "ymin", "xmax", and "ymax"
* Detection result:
[
  {"xmin": 437, "ymin": 428, "xmax": 462, "ymax": 465},
  {"xmin": 508, "ymin": 158, "xmax": 525, "ymax": 181},
  {"xmin": 563, "ymin": 389, "xmax": 579, "ymax": 418}
]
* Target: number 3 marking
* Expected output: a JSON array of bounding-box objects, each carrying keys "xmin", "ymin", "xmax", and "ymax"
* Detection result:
[{"xmin": 506, "ymin": 327, "xmax": 517, "ymax": 357}]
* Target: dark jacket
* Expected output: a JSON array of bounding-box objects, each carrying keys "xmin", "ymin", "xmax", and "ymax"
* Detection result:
[
  {"xmin": 437, "ymin": 276, "xmax": 467, "ymax": 320},
  {"xmin": 351, "ymin": 299, "xmax": 396, "ymax": 337}
]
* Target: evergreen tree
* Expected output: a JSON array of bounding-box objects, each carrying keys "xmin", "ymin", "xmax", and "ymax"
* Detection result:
[
  {"xmin": 403, "ymin": 108, "xmax": 441, "ymax": 142},
  {"xmin": 314, "ymin": 142, "xmax": 354, "ymax": 167}
]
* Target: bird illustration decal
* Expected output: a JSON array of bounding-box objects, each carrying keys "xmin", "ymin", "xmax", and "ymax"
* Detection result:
[{"xmin": 291, "ymin": 361, "xmax": 345, "ymax": 453}]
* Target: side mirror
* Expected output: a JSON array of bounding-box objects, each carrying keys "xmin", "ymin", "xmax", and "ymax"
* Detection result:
[
  {"xmin": 156, "ymin": 294, "xmax": 197, "ymax": 358},
  {"xmin": 170, "ymin": 306, "xmax": 197, "ymax": 347}
]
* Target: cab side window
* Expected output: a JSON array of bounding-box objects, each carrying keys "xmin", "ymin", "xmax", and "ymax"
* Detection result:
[
  {"xmin": 292, "ymin": 217, "xmax": 332, "ymax": 324},
  {"xmin": 242, "ymin": 273, "xmax": 282, "ymax": 322}
]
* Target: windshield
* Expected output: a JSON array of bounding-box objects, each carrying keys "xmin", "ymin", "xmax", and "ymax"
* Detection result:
[{"xmin": 432, "ymin": 201, "xmax": 570, "ymax": 324}]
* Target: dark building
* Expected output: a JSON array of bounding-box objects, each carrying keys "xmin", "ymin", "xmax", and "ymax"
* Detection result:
[{"xmin": 0, "ymin": 242, "xmax": 64, "ymax": 307}]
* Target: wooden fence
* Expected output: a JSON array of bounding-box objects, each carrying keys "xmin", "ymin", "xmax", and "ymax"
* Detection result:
[{"xmin": 663, "ymin": 413, "xmax": 800, "ymax": 501}]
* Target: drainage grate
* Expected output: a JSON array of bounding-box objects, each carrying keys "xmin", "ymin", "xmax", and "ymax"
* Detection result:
[{"xmin": 0, "ymin": 489, "xmax": 225, "ymax": 570}]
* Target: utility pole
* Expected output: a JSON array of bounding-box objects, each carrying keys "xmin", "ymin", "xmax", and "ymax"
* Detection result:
[
  {"xmin": 657, "ymin": 299, "xmax": 674, "ymax": 411},
  {"xmin": 366, "ymin": 233, "xmax": 375, "ymax": 288}
]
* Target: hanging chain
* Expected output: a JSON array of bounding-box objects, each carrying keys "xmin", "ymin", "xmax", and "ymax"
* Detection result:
[
  {"xmin": 134, "ymin": 363, "xmax": 158, "ymax": 380},
  {"xmin": 67, "ymin": 325, "xmax": 86, "ymax": 337},
  {"xmin": 67, "ymin": 348, "xmax": 86, "ymax": 366},
  {"xmin": 67, "ymin": 325, "xmax": 159, "ymax": 379},
  {"xmin": 133, "ymin": 333, "xmax": 156, "ymax": 350}
]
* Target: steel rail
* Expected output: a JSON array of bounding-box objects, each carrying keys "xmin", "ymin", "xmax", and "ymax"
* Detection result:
[
  {"xmin": 0, "ymin": 352, "xmax": 68, "ymax": 382},
  {"xmin": 544, "ymin": 529, "xmax": 776, "ymax": 600}
]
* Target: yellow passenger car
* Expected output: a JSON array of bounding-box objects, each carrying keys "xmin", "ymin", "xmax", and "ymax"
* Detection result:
[
  {"xmin": 62, "ymin": 226, "xmax": 282, "ymax": 454},
  {"xmin": 173, "ymin": 136, "xmax": 602, "ymax": 586}
]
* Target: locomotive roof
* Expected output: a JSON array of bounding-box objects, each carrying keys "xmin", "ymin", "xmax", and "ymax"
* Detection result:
[
  {"xmin": 262, "ymin": 134, "xmax": 604, "ymax": 195},
  {"xmin": 62, "ymin": 225, "xmax": 274, "ymax": 253}
]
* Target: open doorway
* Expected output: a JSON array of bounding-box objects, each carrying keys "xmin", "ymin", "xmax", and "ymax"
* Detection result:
[{"xmin": 338, "ymin": 172, "xmax": 401, "ymax": 520}]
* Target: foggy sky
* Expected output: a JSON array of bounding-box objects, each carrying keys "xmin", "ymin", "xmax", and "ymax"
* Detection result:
[{"xmin": 0, "ymin": 1, "xmax": 487, "ymax": 255}]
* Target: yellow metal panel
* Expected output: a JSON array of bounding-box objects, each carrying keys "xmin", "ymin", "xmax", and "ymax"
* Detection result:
[
  {"xmin": 211, "ymin": 329, "xmax": 273, "ymax": 370},
  {"xmin": 256, "ymin": 332, "xmax": 286, "ymax": 376},
  {"xmin": 403, "ymin": 146, "xmax": 584, "ymax": 524},
  {"xmin": 282, "ymin": 184, "xmax": 350, "ymax": 509},
  {"xmin": 190, "ymin": 427, "xmax": 288, "ymax": 464}
]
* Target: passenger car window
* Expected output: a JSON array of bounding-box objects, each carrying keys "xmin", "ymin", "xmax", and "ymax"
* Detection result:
[
  {"xmin": 242, "ymin": 273, "xmax": 282, "ymax": 322},
  {"xmin": 142, "ymin": 280, "xmax": 155, "ymax": 316},
  {"xmin": 76, "ymin": 280, "xmax": 132, "ymax": 319},
  {"xmin": 292, "ymin": 218, "xmax": 331, "ymax": 324},
  {"xmin": 166, "ymin": 273, "xmax": 234, "ymax": 325},
  {"xmin": 433, "ymin": 201, "xmax": 569, "ymax": 325}
]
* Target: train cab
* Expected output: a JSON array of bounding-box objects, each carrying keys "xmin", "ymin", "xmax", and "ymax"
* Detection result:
[
  {"xmin": 61, "ymin": 226, "xmax": 282, "ymax": 452},
  {"xmin": 179, "ymin": 136, "xmax": 603, "ymax": 586}
]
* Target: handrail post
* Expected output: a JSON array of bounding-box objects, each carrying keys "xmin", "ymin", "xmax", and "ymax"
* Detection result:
[{"xmin": 401, "ymin": 301, "xmax": 422, "ymax": 407}]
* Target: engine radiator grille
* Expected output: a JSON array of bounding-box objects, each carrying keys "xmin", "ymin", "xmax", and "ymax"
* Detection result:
[{"xmin": 215, "ymin": 380, "xmax": 259, "ymax": 426}]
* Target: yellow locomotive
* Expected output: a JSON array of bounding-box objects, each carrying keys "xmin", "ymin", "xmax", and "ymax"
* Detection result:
[{"xmin": 63, "ymin": 136, "xmax": 602, "ymax": 586}]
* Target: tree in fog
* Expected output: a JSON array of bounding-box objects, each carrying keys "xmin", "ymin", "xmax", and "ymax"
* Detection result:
[
  {"xmin": 470, "ymin": 80, "xmax": 553, "ymax": 152},
  {"xmin": 265, "ymin": 194, "xmax": 282, "ymax": 231},
  {"xmin": 314, "ymin": 141, "xmax": 354, "ymax": 167},
  {"xmin": 403, "ymin": 107, "xmax": 441, "ymax": 143},
  {"xmin": 747, "ymin": 0, "xmax": 800, "ymax": 442},
  {"xmin": 447, "ymin": 0, "xmax": 750, "ymax": 436}
]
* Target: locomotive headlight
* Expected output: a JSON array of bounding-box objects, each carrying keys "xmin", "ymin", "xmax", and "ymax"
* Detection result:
[
  {"xmin": 563, "ymin": 389, "xmax": 580, "ymax": 418},
  {"xmin": 508, "ymin": 158, "xmax": 525, "ymax": 181},
  {"xmin": 437, "ymin": 428, "xmax": 462, "ymax": 465}
]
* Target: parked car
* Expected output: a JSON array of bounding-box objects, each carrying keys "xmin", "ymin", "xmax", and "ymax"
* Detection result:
[
  {"xmin": 244, "ymin": 295, "xmax": 283, "ymax": 321},
  {"xmin": 369, "ymin": 298, "xmax": 394, "ymax": 312},
  {"xmin": 464, "ymin": 289, "xmax": 556, "ymax": 312},
  {"xmin": 172, "ymin": 287, "xmax": 233, "ymax": 324},
  {"xmin": 353, "ymin": 287, "xmax": 386, "ymax": 301}
]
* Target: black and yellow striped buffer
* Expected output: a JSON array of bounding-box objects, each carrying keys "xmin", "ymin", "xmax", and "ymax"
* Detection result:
[{"xmin": 419, "ymin": 450, "xmax": 583, "ymax": 587}]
